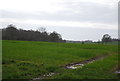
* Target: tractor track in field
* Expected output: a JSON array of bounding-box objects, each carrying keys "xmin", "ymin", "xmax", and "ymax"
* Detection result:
[
  {"xmin": 64, "ymin": 54, "xmax": 109, "ymax": 69},
  {"xmin": 30, "ymin": 54, "xmax": 110, "ymax": 81}
]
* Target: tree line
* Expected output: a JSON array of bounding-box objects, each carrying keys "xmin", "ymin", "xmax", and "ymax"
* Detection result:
[
  {"xmin": 2, "ymin": 24, "xmax": 119, "ymax": 44},
  {"xmin": 2, "ymin": 24, "xmax": 65, "ymax": 42}
]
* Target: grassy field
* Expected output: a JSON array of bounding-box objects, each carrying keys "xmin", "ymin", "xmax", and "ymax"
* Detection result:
[{"xmin": 2, "ymin": 40, "xmax": 118, "ymax": 79}]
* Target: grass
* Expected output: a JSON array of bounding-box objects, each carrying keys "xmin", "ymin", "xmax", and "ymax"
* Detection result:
[
  {"xmin": 2, "ymin": 40, "xmax": 118, "ymax": 79},
  {"xmin": 50, "ymin": 53, "xmax": 118, "ymax": 79}
]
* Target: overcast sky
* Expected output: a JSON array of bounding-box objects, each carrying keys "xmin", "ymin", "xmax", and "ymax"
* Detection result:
[{"xmin": 0, "ymin": 0, "xmax": 119, "ymax": 41}]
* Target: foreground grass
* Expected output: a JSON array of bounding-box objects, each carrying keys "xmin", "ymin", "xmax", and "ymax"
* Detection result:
[
  {"xmin": 2, "ymin": 40, "xmax": 118, "ymax": 79},
  {"xmin": 50, "ymin": 53, "xmax": 118, "ymax": 79}
]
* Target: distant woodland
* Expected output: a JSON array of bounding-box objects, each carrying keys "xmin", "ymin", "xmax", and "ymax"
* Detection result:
[
  {"xmin": 2, "ymin": 24, "xmax": 65, "ymax": 42},
  {"xmin": 1, "ymin": 24, "xmax": 119, "ymax": 44}
]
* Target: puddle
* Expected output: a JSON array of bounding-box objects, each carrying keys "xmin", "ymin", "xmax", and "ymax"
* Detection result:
[
  {"xmin": 115, "ymin": 71, "xmax": 120, "ymax": 74},
  {"xmin": 66, "ymin": 64, "xmax": 84, "ymax": 69},
  {"xmin": 43, "ymin": 72, "xmax": 57, "ymax": 77},
  {"xmin": 30, "ymin": 72, "xmax": 59, "ymax": 81}
]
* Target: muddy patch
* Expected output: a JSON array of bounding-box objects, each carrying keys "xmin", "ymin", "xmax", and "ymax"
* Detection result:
[
  {"xmin": 30, "ymin": 55, "xmax": 109, "ymax": 81},
  {"xmin": 66, "ymin": 64, "xmax": 84, "ymax": 69},
  {"xmin": 30, "ymin": 72, "xmax": 59, "ymax": 81},
  {"xmin": 115, "ymin": 69, "xmax": 120, "ymax": 74},
  {"xmin": 115, "ymin": 70, "xmax": 120, "ymax": 78},
  {"xmin": 65, "ymin": 55, "xmax": 108, "ymax": 69}
]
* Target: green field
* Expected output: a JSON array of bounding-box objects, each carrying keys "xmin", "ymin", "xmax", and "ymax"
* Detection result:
[{"xmin": 2, "ymin": 40, "xmax": 118, "ymax": 79}]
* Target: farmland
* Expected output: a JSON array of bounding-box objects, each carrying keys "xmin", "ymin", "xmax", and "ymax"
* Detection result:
[{"xmin": 2, "ymin": 40, "xmax": 118, "ymax": 79}]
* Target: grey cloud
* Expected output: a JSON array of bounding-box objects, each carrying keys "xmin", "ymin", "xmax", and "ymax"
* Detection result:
[
  {"xmin": 59, "ymin": 1, "xmax": 117, "ymax": 24},
  {"xmin": 0, "ymin": 1, "xmax": 117, "ymax": 25}
]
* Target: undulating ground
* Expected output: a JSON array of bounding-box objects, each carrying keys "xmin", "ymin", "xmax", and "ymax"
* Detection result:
[{"xmin": 2, "ymin": 40, "xmax": 118, "ymax": 79}]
